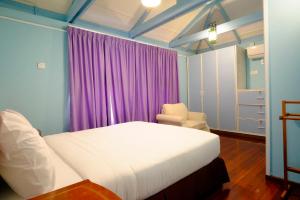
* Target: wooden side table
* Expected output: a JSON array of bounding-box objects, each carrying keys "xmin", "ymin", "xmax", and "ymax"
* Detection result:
[{"xmin": 30, "ymin": 180, "xmax": 121, "ymax": 200}]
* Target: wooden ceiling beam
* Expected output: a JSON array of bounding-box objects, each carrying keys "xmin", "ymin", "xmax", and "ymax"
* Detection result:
[{"xmin": 170, "ymin": 11, "xmax": 263, "ymax": 48}]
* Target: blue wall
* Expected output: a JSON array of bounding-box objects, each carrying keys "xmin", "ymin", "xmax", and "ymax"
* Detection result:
[
  {"xmin": 0, "ymin": 8, "xmax": 190, "ymax": 134},
  {"xmin": 239, "ymin": 37, "xmax": 265, "ymax": 89},
  {"xmin": 246, "ymin": 58, "xmax": 265, "ymax": 89},
  {"xmin": 268, "ymin": 0, "xmax": 300, "ymax": 182},
  {"xmin": 0, "ymin": 18, "xmax": 68, "ymax": 134}
]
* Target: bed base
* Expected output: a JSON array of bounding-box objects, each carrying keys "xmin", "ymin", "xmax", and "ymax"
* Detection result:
[{"xmin": 146, "ymin": 157, "xmax": 229, "ymax": 200}]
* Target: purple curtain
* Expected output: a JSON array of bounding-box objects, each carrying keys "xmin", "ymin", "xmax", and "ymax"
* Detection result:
[{"xmin": 68, "ymin": 27, "xmax": 179, "ymax": 131}]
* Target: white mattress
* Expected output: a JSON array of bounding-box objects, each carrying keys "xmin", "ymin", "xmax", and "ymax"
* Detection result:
[{"xmin": 44, "ymin": 122, "xmax": 220, "ymax": 200}]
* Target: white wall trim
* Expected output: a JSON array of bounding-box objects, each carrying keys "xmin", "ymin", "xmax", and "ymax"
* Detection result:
[
  {"xmin": 216, "ymin": 50, "xmax": 221, "ymax": 129},
  {"xmin": 185, "ymin": 56, "xmax": 189, "ymax": 106},
  {"xmin": 187, "ymin": 57, "xmax": 190, "ymax": 109},
  {"xmin": 263, "ymin": 0, "xmax": 271, "ymax": 176},
  {"xmin": 200, "ymin": 54, "xmax": 204, "ymax": 112},
  {"xmin": 234, "ymin": 46, "xmax": 239, "ymax": 131}
]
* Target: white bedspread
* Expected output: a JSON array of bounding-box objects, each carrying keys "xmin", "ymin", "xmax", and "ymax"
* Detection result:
[{"xmin": 44, "ymin": 122, "xmax": 220, "ymax": 200}]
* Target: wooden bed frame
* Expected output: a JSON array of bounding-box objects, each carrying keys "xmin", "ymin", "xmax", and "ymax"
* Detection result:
[{"xmin": 147, "ymin": 157, "xmax": 230, "ymax": 200}]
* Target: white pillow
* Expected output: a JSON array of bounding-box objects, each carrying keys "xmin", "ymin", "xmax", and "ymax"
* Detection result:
[
  {"xmin": 0, "ymin": 110, "xmax": 55, "ymax": 198},
  {"xmin": 3, "ymin": 109, "xmax": 32, "ymax": 127}
]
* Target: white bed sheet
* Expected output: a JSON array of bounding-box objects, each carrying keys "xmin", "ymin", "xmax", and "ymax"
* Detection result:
[
  {"xmin": 44, "ymin": 122, "xmax": 220, "ymax": 200},
  {"xmin": 49, "ymin": 148, "xmax": 83, "ymax": 190}
]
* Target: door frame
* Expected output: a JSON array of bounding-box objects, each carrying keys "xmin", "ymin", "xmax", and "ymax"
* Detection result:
[{"xmin": 263, "ymin": 0, "xmax": 271, "ymax": 175}]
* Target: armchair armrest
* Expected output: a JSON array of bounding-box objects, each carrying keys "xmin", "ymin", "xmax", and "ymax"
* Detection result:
[
  {"xmin": 188, "ymin": 112, "xmax": 207, "ymax": 121},
  {"xmin": 156, "ymin": 114, "xmax": 184, "ymax": 126}
]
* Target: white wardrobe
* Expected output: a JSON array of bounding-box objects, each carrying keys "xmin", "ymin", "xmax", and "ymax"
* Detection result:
[{"xmin": 188, "ymin": 45, "xmax": 247, "ymax": 132}]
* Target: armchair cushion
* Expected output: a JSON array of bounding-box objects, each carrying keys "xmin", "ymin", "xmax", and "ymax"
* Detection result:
[
  {"xmin": 162, "ymin": 103, "xmax": 188, "ymax": 120},
  {"xmin": 156, "ymin": 114, "xmax": 183, "ymax": 126},
  {"xmin": 188, "ymin": 112, "xmax": 207, "ymax": 121},
  {"xmin": 182, "ymin": 120, "xmax": 207, "ymax": 129}
]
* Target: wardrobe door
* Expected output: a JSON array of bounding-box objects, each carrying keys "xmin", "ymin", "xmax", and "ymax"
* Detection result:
[
  {"xmin": 202, "ymin": 51, "xmax": 218, "ymax": 129},
  {"xmin": 218, "ymin": 46, "xmax": 236, "ymax": 131},
  {"xmin": 188, "ymin": 54, "xmax": 202, "ymax": 112}
]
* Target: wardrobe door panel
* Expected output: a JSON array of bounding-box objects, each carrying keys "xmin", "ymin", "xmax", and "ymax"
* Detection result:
[
  {"xmin": 239, "ymin": 118, "xmax": 265, "ymax": 134},
  {"xmin": 239, "ymin": 90, "xmax": 265, "ymax": 105},
  {"xmin": 202, "ymin": 51, "xmax": 218, "ymax": 129},
  {"xmin": 188, "ymin": 54, "xmax": 202, "ymax": 112},
  {"xmin": 218, "ymin": 46, "xmax": 236, "ymax": 131}
]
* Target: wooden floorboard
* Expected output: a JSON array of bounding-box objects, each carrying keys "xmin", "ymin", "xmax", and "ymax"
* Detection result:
[{"xmin": 206, "ymin": 136, "xmax": 300, "ymax": 200}]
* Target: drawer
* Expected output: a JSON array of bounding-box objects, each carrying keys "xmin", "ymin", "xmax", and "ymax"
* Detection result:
[
  {"xmin": 239, "ymin": 118, "xmax": 265, "ymax": 134},
  {"xmin": 238, "ymin": 90, "xmax": 265, "ymax": 105},
  {"xmin": 239, "ymin": 105, "xmax": 265, "ymax": 119}
]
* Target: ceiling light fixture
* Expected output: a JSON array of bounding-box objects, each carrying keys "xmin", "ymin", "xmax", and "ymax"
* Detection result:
[
  {"xmin": 208, "ymin": 22, "xmax": 217, "ymax": 44},
  {"xmin": 141, "ymin": 0, "xmax": 161, "ymax": 8}
]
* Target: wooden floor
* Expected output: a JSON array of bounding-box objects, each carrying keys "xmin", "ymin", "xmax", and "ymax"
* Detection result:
[{"xmin": 206, "ymin": 136, "xmax": 300, "ymax": 200}]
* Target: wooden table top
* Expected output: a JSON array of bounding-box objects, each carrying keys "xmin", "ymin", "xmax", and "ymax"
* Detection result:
[{"xmin": 30, "ymin": 180, "xmax": 121, "ymax": 200}]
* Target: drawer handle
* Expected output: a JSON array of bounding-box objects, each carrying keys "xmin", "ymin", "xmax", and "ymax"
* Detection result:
[
  {"xmin": 258, "ymin": 127, "xmax": 265, "ymax": 129},
  {"xmin": 256, "ymin": 97, "xmax": 265, "ymax": 100},
  {"xmin": 257, "ymin": 112, "xmax": 265, "ymax": 114}
]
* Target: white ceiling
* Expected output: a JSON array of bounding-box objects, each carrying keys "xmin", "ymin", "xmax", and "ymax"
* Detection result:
[{"xmin": 14, "ymin": 0, "xmax": 264, "ymax": 50}]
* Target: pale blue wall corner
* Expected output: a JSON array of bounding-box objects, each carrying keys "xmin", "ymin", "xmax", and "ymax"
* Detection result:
[{"xmin": 268, "ymin": 0, "xmax": 300, "ymax": 183}]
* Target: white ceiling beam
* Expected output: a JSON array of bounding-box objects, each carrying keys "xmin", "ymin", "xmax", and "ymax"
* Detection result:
[
  {"xmin": 66, "ymin": 0, "xmax": 95, "ymax": 23},
  {"xmin": 129, "ymin": 0, "xmax": 212, "ymax": 38},
  {"xmin": 216, "ymin": 3, "xmax": 241, "ymax": 43},
  {"xmin": 130, "ymin": 8, "xmax": 151, "ymax": 31},
  {"xmin": 173, "ymin": 0, "xmax": 222, "ymax": 41}
]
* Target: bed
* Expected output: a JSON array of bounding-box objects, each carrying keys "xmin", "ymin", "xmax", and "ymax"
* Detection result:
[
  {"xmin": 44, "ymin": 122, "xmax": 229, "ymax": 199},
  {"xmin": 0, "ymin": 111, "xmax": 229, "ymax": 200}
]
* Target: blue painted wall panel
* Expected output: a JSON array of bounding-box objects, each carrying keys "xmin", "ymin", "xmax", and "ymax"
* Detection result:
[
  {"xmin": 0, "ymin": 18, "xmax": 68, "ymax": 134},
  {"xmin": 268, "ymin": 0, "xmax": 300, "ymax": 182}
]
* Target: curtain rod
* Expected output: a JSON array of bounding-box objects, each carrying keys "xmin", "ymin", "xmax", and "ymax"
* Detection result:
[
  {"xmin": 0, "ymin": 15, "xmax": 187, "ymax": 57},
  {"xmin": 68, "ymin": 24, "xmax": 187, "ymax": 57}
]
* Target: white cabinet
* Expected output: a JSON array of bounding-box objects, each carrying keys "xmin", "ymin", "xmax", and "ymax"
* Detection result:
[
  {"xmin": 238, "ymin": 90, "xmax": 265, "ymax": 135},
  {"xmin": 188, "ymin": 45, "xmax": 246, "ymax": 132},
  {"xmin": 188, "ymin": 54, "xmax": 202, "ymax": 112},
  {"xmin": 202, "ymin": 51, "xmax": 218, "ymax": 128},
  {"xmin": 218, "ymin": 46, "xmax": 237, "ymax": 131},
  {"xmin": 188, "ymin": 45, "xmax": 265, "ymax": 135}
]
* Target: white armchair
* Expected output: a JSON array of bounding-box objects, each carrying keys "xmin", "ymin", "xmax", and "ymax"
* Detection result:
[{"xmin": 156, "ymin": 103, "xmax": 210, "ymax": 132}]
